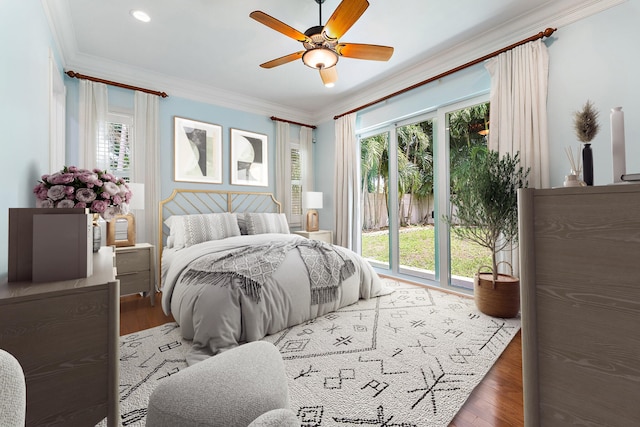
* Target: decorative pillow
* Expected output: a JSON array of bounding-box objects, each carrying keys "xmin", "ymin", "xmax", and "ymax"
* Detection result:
[
  {"xmin": 244, "ymin": 213, "xmax": 290, "ymax": 235},
  {"xmin": 165, "ymin": 213, "xmax": 241, "ymax": 249},
  {"xmin": 164, "ymin": 216, "xmax": 179, "ymax": 248},
  {"xmin": 235, "ymin": 213, "xmax": 248, "ymax": 235}
]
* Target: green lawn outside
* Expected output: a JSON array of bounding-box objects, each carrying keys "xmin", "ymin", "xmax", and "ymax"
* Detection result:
[{"xmin": 361, "ymin": 225, "xmax": 492, "ymax": 279}]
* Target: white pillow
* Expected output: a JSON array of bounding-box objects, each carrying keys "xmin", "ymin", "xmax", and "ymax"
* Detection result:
[
  {"xmin": 165, "ymin": 213, "xmax": 241, "ymax": 249},
  {"xmin": 164, "ymin": 216, "xmax": 177, "ymax": 248},
  {"xmin": 244, "ymin": 213, "xmax": 290, "ymax": 235}
]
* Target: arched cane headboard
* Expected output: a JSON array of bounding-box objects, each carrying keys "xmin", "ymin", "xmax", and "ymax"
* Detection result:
[{"xmin": 157, "ymin": 189, "xmax": 282, "ymax": 283}]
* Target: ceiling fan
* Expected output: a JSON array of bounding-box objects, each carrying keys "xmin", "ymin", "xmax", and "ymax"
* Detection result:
[{"xmin": 250, "ymin": 0, "xmax": 394, "ymax": 87}]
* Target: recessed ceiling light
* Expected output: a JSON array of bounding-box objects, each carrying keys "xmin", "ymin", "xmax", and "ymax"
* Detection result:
[{"xmin": 130, "ymin": 10, "xmax": 151, "ymax": 23}]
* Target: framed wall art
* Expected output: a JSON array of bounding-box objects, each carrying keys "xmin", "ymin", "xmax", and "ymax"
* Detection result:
[
  {"xmin": 174, "ymin": 116, "xmax": 222, "ymax": 184},
  {"xmin": 230, "ymin": 128, "xmax": 268, "ymax": 187}
]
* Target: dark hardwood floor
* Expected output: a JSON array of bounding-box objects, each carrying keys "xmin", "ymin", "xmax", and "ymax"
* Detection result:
[
  {"xmin": 449, "ymin": 331, "xmax": 523, "ymax": 427},
  {"xmin": 119, "ymin": 292, "xmax": 175, "ymax": 336},
  {"xmin": 120, "ymin": 291, "xmax": 524, "ymax": 426}
]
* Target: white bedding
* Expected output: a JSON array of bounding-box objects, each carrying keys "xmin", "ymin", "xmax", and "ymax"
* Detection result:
[{"xmin": 161, "ymin": 233, "xmax": 391, "ymax": 364}]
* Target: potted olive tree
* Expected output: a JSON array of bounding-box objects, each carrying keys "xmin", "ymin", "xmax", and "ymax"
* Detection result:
[{"xmin": 447, "ymin": 147, "xmax": 529, "ymax": 318}]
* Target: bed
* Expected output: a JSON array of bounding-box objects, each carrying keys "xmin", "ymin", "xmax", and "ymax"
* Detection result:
[{"xmin": 159, "ymin": 189, "xmax": 390, "ymax": 364}]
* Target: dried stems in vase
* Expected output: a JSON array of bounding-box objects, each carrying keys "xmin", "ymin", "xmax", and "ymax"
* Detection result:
[{"xmin": 573, "ymin": 100, "xmax": 600, "ymax": 143}]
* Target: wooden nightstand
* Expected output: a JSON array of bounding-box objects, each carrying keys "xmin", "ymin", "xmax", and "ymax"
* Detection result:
[
  {"xmin": 294, "ymin": 230, "xmax": 333, "ymax": 244},
  {"xmin": 115, "ymin": 243, "xmax": 156, "ymax": 306}
]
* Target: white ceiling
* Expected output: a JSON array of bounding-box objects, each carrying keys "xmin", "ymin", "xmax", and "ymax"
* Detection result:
[{"xmin": 43, "ymin": 0, "xmax": 618, "ymax": 123}]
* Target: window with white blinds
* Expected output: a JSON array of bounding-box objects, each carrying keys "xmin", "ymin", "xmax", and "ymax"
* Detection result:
[
  {"xmin": 290, "ymin": 144, "xmax": 302, "ymax": 225},
  {"xmin": 97, "ymin": 111, "xmax": 133, "ymax": 182}
]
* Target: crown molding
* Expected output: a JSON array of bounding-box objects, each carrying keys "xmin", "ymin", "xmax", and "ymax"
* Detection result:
[
  {"xmin": 546, "ymin": 0, "xmax": 627, "ymax": 28},
  {"xmin": 44, "ymin": 1, "xmax": 315, "ymax": 124},
  {"xmin": 312, "ymin": 0, "xmax": 627, "ymax": 123},
  {"xmin": 41, "ymin": 0, "xmax": 77, "ymax": 66},
  {"xmin": 64, "ymin": 52, "xmax": 316, "ymax": 124},
  {"xmin": 45, "ymin": 0, "xmax": 626, "ymax": 126}
]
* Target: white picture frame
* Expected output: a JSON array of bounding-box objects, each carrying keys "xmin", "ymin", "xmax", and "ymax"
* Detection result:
[
  {"xmin": 174, "ymin": 116, "xmax": 222, "ymax": 184},
  {"xmin": 230, "ymin": 128, "xmax": 268, "ymax": 187}
]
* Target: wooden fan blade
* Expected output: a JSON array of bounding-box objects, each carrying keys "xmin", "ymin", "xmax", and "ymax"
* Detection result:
[
  {"xmin": 335, "ymin": 43, "xmax": 394, "ymax": 61},
  {"xmin": 322, "ymin": 0, "xmax": 369, "ymax": 41},
  {"xmin": 320, "ymin": 67, "xmax": 338, "ymax": 87},
  {"xmin": 260, "ymin": 51, "xmax": 305, "ymax": 69},
  {"xmin": 250, "ymin": 11, "xmax": 311, "ymax": 43}
]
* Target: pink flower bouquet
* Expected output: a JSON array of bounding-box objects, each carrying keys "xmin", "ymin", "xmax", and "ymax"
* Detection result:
[{"xmin": 33, "ymin": 166, "xmax": 133, "ymax": 219}]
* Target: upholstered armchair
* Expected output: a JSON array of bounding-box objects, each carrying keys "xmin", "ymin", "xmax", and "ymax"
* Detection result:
[
  {"xmin": 0, "ymin": 349, "xmax": 26, "ymax": 427},
  {"xmin": 146, "ymin": 341, "xmax": 299, "ymax": 426}
]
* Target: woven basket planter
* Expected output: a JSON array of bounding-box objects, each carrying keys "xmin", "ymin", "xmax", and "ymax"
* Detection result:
[{"xmin": 474, "ymin": 271, "xmax": 520, "ymax": 318}]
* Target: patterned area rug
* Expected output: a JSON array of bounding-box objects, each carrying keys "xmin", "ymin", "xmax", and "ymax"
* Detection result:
[{"xmin": 105, "ymin": 278, "xmax": 520, "ymax": 427}]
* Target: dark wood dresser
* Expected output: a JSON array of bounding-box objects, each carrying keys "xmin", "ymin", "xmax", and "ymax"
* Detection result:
[{"xmin": 0, "ymin": 246, "xmax": 119, "ymax": 426}]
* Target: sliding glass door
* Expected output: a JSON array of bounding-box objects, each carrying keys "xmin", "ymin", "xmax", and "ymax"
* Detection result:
[
  {"xmin": 396, "ymin": 118, "xmax": 436, "ymax": 281},
  {"xmin": 360, "ymin": 130, "xmax": 390, "ymax": 270},
  {"xmin": 360, "ymin": 97, "xmax": 489, "ymax": 290},
  {"xmin": 445, "ymin": 101, "xmax": 491, "ymax": 290},
  {"xmin": 360, "ymin": 114, "xmax": 437, "ymax": 282}
]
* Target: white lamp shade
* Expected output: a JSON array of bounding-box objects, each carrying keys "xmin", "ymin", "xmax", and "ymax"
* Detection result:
[
  {"xmin": 302, "ymin": 48, "xmax": 338, "ymax": 69},
  {"xmin": 127, "ymin": 183, "xmax": 145, "ymax": 210},
  {"xmin": 303, "ymin": 191, "xmax": 323, "ymax": 210}
]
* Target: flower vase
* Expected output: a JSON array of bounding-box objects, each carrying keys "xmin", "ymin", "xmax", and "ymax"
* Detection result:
[{"xmin": 582, "ymin": 143, "xmax": 593, "ymax": 186}]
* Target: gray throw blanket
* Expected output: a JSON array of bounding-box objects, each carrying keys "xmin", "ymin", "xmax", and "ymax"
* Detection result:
[{"xmin": 180, "ymin": 239, "xmax": 355, "ymax": 305}]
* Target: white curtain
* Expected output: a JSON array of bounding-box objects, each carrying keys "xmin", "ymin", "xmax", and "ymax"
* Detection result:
[
  {"xmin": 300, "ymin": 126, "xmax": 314, "ymax": 192},
  {"xmin": 275, "ymin": 121, "xmax": 291, "ymax": 219},
  {"xmin": 78, "ymin": 80, "xmax": 107, "ymax": 169},
  {"xmin": 133, "ymin": 91, "xmax": 160, "ymax": 253},
  {"xmin": 485, "ymin": 38, "xmax": 550, "ymax": 276},
  {"xmin": 333, "ymin": 113, "xmax": 360, "ymax": 252},
  {"xmin": 485, "ymin": 39, "xmax": 549, "ymax": 188}
]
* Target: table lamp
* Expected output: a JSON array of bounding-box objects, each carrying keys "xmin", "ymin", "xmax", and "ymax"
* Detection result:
[{"xmin": 303, "ymin": 191, "xmax": 322, "ymax": 232}]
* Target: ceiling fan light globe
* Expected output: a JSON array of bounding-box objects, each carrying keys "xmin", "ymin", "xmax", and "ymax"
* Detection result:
[
  {"xmin": 320, "ymin": 65, "xmax": 338, "ymax": 87},
  {"xmin": 302, "ymin": 48, "xmax": 338, "ymax": 69}
]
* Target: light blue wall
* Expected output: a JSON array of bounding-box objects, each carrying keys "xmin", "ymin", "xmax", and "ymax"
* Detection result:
[
  {"xmin": 547, "ymin": 0, "xmax": 640, "ymax": 186},
  {"xmin": 314, "ymin": 119, "xmax": 335, "ymax": 232},
  {"xmin": 356, "ymin": 64, "xmax": 490, "ymax": 132},
  {"xmin": 0, "ymin": 1, "xmax": 64, "ymax": 280},
  {"xmin": 157, "ymin": 97, "xmax": 276, "ymax": 200}
]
